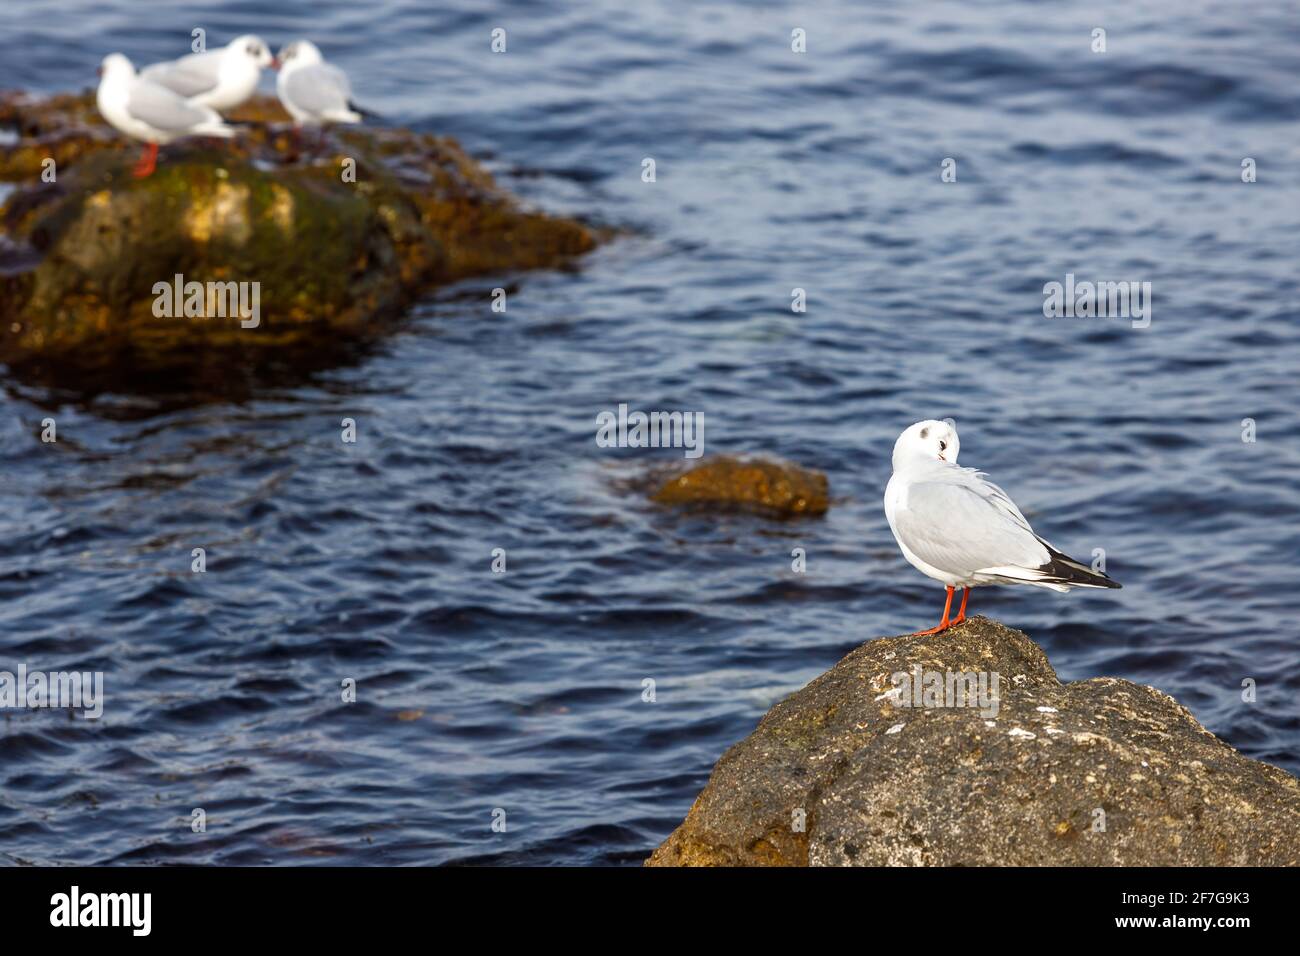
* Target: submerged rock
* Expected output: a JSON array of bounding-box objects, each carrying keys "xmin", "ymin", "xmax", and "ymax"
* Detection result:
[
  {"xmin": 651, "ymin": 455, "xmax": 829, "ymax": 516},
  {"xmin": 647, "ymin": 616, "xmax": 1300, "ymax": 866},
  {"xmin": 0, "ymin": 90, "xmax": 597, "ymax": 394}
]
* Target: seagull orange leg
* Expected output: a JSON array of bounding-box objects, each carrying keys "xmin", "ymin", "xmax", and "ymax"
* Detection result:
[
  {"xmin": 132, "ymin": 142, "xmax": 158, "ymax": 178},
  {"xmin": 949, "ymin": 587, "xmax": 971, "ymax": 626},
  {"xmin": 913, "ymin": 586, "xmax": 954, "ymax": 635}
]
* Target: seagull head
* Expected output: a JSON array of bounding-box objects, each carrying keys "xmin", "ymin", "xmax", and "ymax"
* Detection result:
[
  {"xmin": 893, "ymin": 419, "xmax": 960, "ymax": 470},
  {"xmin": 99, "ymin": 53, "xmax": 135, "ymax": 83},
  {"xmin": 276, "ymin": 40, "xmax": 323, "ymax": 72},
  {"xmin": 229, "ymin": 34, "xmax": 274, "ymax": 70}
]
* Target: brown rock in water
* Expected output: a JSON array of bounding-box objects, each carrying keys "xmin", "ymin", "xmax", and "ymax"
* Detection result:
[
  {"xmin": 646, "ymin": 616, "xmax": 1300, "ymax": 866},
  {"xmin": 651, "ymin": 455, "xmax": 829, "ymax": 516},
  {"xmin": 0, "ymin": 91, "xmax": 598, "ymax": 395}
]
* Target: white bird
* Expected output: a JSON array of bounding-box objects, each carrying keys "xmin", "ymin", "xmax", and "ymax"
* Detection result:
[
  {"xmin": 884, "ymin": 420, "xmax": 1119, "ymax": 634},
  {"xmin": 275, "ymin": 40, "xmax": 362, "ymax": 129},
  {"xmin": 96, "ymin": 53, "xmax": 234, "ymax": 178},
  {"xmin": 140, "ymin": 35, "xmax": 275, "ymax": 113}
]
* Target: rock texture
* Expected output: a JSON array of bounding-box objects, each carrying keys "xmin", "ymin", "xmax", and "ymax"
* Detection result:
[
  {"xmin": 651, "ymin": 455, "xmax": 829, "ymax": 516},
  {"xmin": 0, "ymin": 91, "xmax": 597, "ymax": 394},
  {"xmin": 647, "ymin": 616, "xmax": 1300, "ymax": 866}
]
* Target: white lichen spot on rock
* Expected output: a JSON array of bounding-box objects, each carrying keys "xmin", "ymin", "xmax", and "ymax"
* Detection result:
[
  {"xmin": 267, "ymin": 183, "xmax": 295, "ymax": 233},
  {"xmin": 1072, "ymin": 731, "xmax": 1109, "ymax": 746},
  {"xmin": 885, "ymin": 723, "xmax": 904, "ymax": 735},
  {"xmin": 1008, "ymin": 727, "xmax": 1036, "ymax": 740},
  {"xmin": 185, "ymin": 181, "xmax": 253, "ymax": 245},
  {"xmin": 1037, "ymin": 706, "xmax": 1058, "ymax": 713}
]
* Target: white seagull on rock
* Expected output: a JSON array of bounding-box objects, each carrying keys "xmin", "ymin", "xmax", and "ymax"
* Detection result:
[
  {"xmin": 884, "ymin": 419, "xmax": 1119, "ymax": 634},
  {"xmin": 96, "ymin": 53, "xmax": 234, "ymax": 178},
  {"xmin": 275, "ymin": 40, "xmax": 362, "ymax": 129},
  {"xmin": 141, "ymin": 35, "xmax": 275, "ymax": 113}
]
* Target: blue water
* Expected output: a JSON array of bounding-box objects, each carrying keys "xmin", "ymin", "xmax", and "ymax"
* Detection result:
[{"xmin": 1, "ymin": 0, "xmax": 1297, "ymax": 865}]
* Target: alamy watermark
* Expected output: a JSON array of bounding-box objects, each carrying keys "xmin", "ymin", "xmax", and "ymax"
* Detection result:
[
  {"xmin": 595, "ymin": 403, "xmax": 704, "ymax": 459},
  {"xmin": 0, "ymin": 664, "xmax": 104, "ymax": 718},
  {"xmin": 152, "ymin": 273, "xmax": 261, "ymax": 328},
  {"xmin": 887, "ymin": 665, "xmax": 1000, "ymax": 718},
  {"xmin": 1042, "ymin": 273, "xmax": 1151, "ymax": 329}
]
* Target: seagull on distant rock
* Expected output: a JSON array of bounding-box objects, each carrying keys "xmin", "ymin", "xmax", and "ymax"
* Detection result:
[
  {"xmin": 884, "ymin": 419, "xmax": 1120, "ymax": 634},
  {"xmin": 275, "ymin": 40, "xmax": 362, "ymax": 131},
  {"xmin": 141, "ymin": 35, "xmax": 275, "ymax": 113},
  {"xmin": 96, "ymin": 53, "xmax": 234, "ymax": 177}
]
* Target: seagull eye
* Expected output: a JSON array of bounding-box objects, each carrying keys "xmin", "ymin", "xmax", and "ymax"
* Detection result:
[{"xmin": 939, "ymin": 440, "xmax": 947, "ymax": 451}]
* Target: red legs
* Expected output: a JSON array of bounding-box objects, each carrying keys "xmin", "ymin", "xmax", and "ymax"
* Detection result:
[
  {"xmin": 913, "ymin": 586, "xmax": 954, "ymax": 635},
  {"xmin": 132, "ymin": 142, "xmax": 159, "ymax": 178},
  {"xmin": 950, "ymin": 587, "xmax": 971, "ymax": 627},
  {"xmin": 913, "ymin": 586, "xmax": 971, "ymax": 635},
  {"xmin": 284, "ymin": 125, "xmax": 325, "ymax": 163},
  {"xmin": 284, "ymin": 125, "xmax": 303, "ymax": 163}
]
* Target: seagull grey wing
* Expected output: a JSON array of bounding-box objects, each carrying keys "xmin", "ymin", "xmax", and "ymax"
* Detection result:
[
  {"xmin": 285, "ymin": 64, "xmax": 351, "ymax": 114},
  {"xmin": 141, "ymin": 53, "xmax": 222, "ymax": 99},
  {"xmin": 126, "ymin": 81, "xmax": 213, "ymax": 132},
  {"xmin": 321, "ymin": 63, "xmax": 353, "ymax": 101},
  {"xmin": 970, "ymin": 473, "xmax": 1037, "ymax": 536},
  {"xmin": 893, "ymin": 479, "xmax": 1049, "ymax": 578}
]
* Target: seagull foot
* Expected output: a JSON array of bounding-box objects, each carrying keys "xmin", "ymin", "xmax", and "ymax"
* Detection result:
[{"xmin": 131, "ymin": 143, "xmax": 158, "ymax": 178}]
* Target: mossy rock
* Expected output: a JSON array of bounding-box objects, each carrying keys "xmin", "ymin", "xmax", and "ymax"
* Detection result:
[
  {"xmin": 651, "ymin": 455, "xmax": 830, "ymax": 516},
  {"xmin": 0, "ymin": 91, "xmax": 598, "ymax": 395},
  {"xmin": 648, "ymin": 617, "xmax": 1300, "ymax": 866}
]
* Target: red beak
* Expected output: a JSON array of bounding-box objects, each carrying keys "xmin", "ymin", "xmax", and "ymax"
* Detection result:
[{"xmin": 270, "ymin": 57, "xmax": 281, "ymax": 70}]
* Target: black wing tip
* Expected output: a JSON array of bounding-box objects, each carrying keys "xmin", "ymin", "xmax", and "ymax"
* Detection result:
[{"xmin": 1039, "ymin": 543, "xmax": 1122, "ymax": 589}]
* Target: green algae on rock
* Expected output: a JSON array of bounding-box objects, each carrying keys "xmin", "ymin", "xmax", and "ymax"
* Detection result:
[
  {"xmin": 0, "ymin": 90, "xmax": 597, "ymax": 394},
  {"xmin": 651, "ymin": 455, "xmax": 830, "ymax": 517},
  {"xmin": 647, "ymin": 616, "xmax": 1300, "ymax": 866}
]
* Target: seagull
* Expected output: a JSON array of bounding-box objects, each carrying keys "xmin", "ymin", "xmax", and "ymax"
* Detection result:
[
  {"xmin": 140, "ymin": 35, "xmax": 275, "ymax": 113},
  {"xmin": 884, "ymin": 420, "xmax": 1119, "ymax": 634},
  {"xmin": 275, "ymin": 40, "xmax": 362, "ymax": 131},
  {"xmin": 96, "ymin": 54, "xmax": 234, "ymax": 177}
]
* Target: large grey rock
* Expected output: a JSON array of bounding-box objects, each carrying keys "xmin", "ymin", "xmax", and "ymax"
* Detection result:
[{"xmin": 646, "ymin": 616, "xmax": 1300, "ymax": 866}]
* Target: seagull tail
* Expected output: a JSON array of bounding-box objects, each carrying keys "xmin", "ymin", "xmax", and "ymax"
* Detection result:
[
  {"xmin": 1034, "ymin": 541, "xmax": 1121, "ymax": 589},
  {"xmin": 974, "ymin": 543, "xmax": 1121, "ymax": 592},
  {"xmin": 196, "ymin": 122, "xmax": 236, "ymax": 139},
  {"xmin": 194, "ymin": 110, "xmax": 236, "ymax": 139},
  {"xmin": 321, "ymin": 109, "xmax": 362, "ymax": 124},
  {"xmin": 348, "ymin": 100, "xmax": 381, "ymax": 120}
]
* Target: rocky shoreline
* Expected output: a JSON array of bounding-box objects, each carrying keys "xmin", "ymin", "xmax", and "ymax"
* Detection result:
[{"xmin": 647, "ymin": 616, "xmax": 1300, "ymax": 866}]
